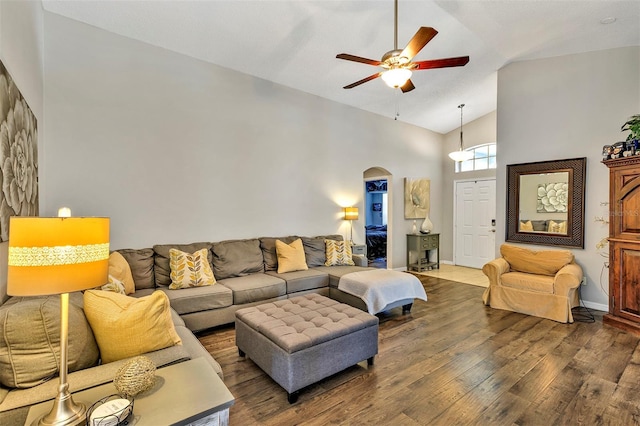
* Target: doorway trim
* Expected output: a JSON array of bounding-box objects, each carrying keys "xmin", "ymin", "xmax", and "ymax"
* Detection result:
[
  {"xmin": 364, "ymin": 167, "xmax": 393, "ymax": 269},
  {"xmin": 452, "ymin": 177, "xmax": 496, "ymax": 267}
]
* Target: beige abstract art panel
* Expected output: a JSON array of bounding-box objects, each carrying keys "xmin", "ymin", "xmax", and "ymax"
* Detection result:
[{"xmin": 404, "ymin": 178, "xmax": 430, "ymax": 219}]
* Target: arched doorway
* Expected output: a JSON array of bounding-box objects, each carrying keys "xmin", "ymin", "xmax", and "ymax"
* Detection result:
[{"xmin": 363, "ymin": 167, "xmax": 392, "ymax": 269}]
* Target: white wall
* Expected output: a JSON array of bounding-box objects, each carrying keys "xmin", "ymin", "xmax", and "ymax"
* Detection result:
[
  {"xmin": 497, "ymin": 46, "xmax": 640, "ymax": 309},
  {"xmin": 42, "ymin": 12, "xmax": 444, "ymax": 269},
  {"xmin": 0, "ymin": 0, "xmax": 44, "ymax": 302},
  {"xmin": 440, "ymin": 110, "xmax": 497, "ymax": 261}
]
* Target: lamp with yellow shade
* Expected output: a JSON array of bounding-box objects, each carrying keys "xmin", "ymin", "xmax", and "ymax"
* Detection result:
[
  {"xmin": 8, "ymin": 213, "xmax": 109, "ymax": 426},
  {"xmin": 343, "ymin": 207, "xmax": 359, "ymax": 245}
]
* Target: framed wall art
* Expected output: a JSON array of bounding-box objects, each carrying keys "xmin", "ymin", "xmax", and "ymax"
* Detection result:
[
  {"xmin": 404, "ymin": 178, "xmax": 430, "ymax": 219},
  {"xmin": 0, "ymin": 60, "xmax": 39, "ymax": 241}
]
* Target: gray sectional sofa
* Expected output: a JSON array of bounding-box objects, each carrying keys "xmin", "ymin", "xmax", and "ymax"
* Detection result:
[
  {"xmin": 127, "ymin": 234, "xmax": 370, "ymax": 331},
  {"xmin": 0, "ymin": 234, "xmax": 371, "ymax": 421}
]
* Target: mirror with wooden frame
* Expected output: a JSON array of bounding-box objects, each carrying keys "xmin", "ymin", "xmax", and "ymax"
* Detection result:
[{"xmin": 506, "ymin": 157, "xmax": 586, "ymax": 248}]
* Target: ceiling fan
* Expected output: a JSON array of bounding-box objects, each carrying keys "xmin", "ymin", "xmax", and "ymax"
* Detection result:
[{"xmin": 336, "ymin": 0, "xmax": 469, "ymax": 93}]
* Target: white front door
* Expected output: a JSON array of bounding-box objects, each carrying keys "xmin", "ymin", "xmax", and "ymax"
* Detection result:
[{"xmin": 454, "ymin": 179, "xmax": 496, "ymax": 269}]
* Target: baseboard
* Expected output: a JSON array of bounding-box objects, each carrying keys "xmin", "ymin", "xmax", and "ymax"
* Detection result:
[{"xmin": 580, "ymin": 301, "xmax": 608, "ymax": 312}]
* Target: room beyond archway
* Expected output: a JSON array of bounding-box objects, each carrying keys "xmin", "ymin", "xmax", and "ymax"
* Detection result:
[{"xmin": 363, "ymin": 167, "xmax": 392, "ymax": 269}]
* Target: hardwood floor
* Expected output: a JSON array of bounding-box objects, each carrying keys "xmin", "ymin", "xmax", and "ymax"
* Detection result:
[{"xmin": 197, "ymin": 276, "xmax": 640, "ymax": 425}]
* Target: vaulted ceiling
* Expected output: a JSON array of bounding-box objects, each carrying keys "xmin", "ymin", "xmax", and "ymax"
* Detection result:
[{"xmin": 42, "ymin": 0, "xmax": 640, "ymax": 134}]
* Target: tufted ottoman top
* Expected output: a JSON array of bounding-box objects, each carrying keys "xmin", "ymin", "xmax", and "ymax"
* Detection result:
[{"xmin": 235, "ymin": 294, "xmax": 378, "ymax": 354}]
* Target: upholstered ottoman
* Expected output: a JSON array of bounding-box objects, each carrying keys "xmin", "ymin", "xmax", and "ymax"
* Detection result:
[{"xmin": 235, "ymin": 293, "xmax": 378, "ymax": 403}]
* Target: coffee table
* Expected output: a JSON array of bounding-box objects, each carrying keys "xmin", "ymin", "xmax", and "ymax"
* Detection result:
[{"xmin": 26, "ymin": 357, "xmax": 234, "ymax": 426}]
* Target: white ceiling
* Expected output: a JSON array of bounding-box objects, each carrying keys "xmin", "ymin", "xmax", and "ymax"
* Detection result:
[{"xmin": 41, "ymin": 0, "xmax": 640, "ymax": 134}]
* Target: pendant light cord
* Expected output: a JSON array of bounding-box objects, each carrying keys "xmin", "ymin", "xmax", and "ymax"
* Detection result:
[{"xmin": 458, "ymin": 103, "xmax": 465, "ymax": 151}]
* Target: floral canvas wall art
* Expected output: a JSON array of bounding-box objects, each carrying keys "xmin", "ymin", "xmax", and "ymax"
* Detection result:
[
  {"xmin": 537, "ymin": 182, "xmax": 567, "ymax": 213},
  {"xmin": 404, "ymin": 178, "xmax": 430, "ymax": 219},
  {"xmin": 0, "ymin": 60, "xmax": 38, "ymax": 241}
]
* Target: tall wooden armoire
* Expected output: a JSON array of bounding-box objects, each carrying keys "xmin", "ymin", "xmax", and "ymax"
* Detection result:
[{"xmin": 604, "ymin": 156, "xmax": 640, "ymax": 334}]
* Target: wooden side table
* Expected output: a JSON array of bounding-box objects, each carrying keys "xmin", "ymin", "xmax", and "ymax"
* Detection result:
[
  {"xmin": 26, "ymin": 357, "xmax": 234, "ymax": 426},
  {"xmin": 406, "ymin": 233, "xmax": 439, "ymax": 272}
]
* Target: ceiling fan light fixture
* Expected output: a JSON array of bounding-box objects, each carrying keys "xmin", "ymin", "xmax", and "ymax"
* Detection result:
[{"xmin": 381, "ymin": 67, "xmax": 412, "ymax": 88}]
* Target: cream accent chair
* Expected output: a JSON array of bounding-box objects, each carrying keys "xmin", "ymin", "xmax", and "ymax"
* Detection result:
[{"xmin": 482, "ymin": 244, "xmax": 583, "ymax": 323}]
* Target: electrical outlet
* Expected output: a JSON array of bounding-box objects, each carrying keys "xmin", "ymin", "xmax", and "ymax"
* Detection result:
[{"xmin": 581, "ymin": 277, "xmax": 587, "ymax": 286}]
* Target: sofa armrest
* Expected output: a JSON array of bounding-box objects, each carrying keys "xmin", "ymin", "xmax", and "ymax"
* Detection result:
[
  {"xmin": 482, "ymin": 258, "xmax": 510, "ymax": 287},
  {"xmin": 352, "ymin": 254, "xmax": 368, "ymax": 267},
  {"xmin": 554, "ymin": 262, "xmax": 583, "ymax": 295}
]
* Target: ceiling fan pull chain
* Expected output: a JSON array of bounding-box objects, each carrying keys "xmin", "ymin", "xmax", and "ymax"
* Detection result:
[{"xmin": 395, "ymin": 89, "xmax": 400, "ymax": 120}]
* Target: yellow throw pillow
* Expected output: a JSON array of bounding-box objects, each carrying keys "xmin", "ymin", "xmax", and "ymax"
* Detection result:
[
  {"xmin": 519, "ymin": 220, "xmax": 533, "ymax": 231},
  {"xmin": 109, "ymin": 251, "xmax": 135, "ymax": 295},
  {"xmin": 83, "ymin": 290, "xmax": 182, "ymax": 364},
  {"xmin": 324, "ymin": 240, "xmax": 355, "ymax": 266},
  {"xmin": 169, "ymin": 248, "xmax": 216, "ymax": 290},
  {"xmin": 547, "ymin": 220, "xmax": 567, "ymax": 234},
  {"xmin": 275, "ymin": 238, "xmax": 308, "ymax": 273}
]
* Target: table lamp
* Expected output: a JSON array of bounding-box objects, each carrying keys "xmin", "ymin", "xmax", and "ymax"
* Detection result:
[
  {"xmin": 343, "ymin": 207, "xmax": 359, "ymax": 245},
  {"xmin": 7, "ymin": 213, "xmax": 109, "ymax": 426}
]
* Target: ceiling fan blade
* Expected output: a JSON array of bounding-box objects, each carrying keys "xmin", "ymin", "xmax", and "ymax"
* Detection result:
[
  {"xmin": 413, "ymin": 56, "xmax": 470, "ymax": 70},
  {"xmin": 343, "ymin": 72, "xmax": 383, "ymax": 89},
  {"xmin": 336, "ymin": 53, "xmax": 382, "ymax": 66},
  {"xmin": 400, "ymin": 27, "xmax": 438, "ymax": 61},
  {"xmin": 400, "ymin": 79, "xmax": 415, "ymax": 93}
]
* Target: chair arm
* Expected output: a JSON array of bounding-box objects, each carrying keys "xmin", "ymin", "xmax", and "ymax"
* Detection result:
[
  {"xmin": 554, "ymin": 263, "xmax": 583, "ymax": 295},
  {"xmin": 482, "ymin": 258, "xmax": 510, "ymax": 287}
]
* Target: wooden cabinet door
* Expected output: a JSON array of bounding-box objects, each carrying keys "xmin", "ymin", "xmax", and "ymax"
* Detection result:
[
  {"xmin": 610, "ymin": 163, "xmax": 640, "ymax": 240},
  {"xmin": 610, "ymin": 241, "xmax": 640, "ymax": 322}
]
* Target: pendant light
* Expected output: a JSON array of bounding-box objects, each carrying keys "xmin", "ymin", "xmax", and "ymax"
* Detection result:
[{"xmin": 448, "ymin": 104, "xmax": 474, "ymax": 162}]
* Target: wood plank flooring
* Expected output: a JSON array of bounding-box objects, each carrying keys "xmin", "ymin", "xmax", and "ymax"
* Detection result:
[{"xmin": 197, "ymin": 276, "xmax": 640, "ymax": 425}]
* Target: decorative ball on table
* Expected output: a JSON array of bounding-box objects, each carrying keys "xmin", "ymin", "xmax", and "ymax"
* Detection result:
[{"xmin": 113, "ymin": 355, "xmax": 157, "ymax": 397}]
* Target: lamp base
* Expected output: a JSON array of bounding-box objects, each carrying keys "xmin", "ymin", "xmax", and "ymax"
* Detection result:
[{"xmin": 33, "ymin": 395, "xmax": 87, "ymax": 426}]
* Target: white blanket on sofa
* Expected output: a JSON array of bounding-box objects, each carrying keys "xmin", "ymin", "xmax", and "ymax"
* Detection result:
[{"xmin": 338, "ymin": 270, "xmax": 427, "ymax": 314}]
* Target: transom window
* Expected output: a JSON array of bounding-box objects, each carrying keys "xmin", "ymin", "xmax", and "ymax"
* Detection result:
[{"xmin": 455, "ymin": 143, "xmax": 496, "ymax": 173}]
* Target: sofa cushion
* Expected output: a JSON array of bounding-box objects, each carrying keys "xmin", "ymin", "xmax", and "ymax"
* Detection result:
[
  {"xmin": 501, "ymin": 271, "xmax": 555, "ymax": 294},
  {"xmin": 0, "ymin": 293, "xmax": 99, "ymax": 389},
  {"xmin": 301, "ymin": 237, "xmax": 327, "ymax": 267},
  {"xmin": 153, "ymin": 243, "xmax": 213, "ymax": 287},
  {"xmin": 312, "ymin": 265, "xmax": 373, "ymax": 288},
  {"xmin": 169, "ymin": 248, "xmax": 216, "ymax": 289},
  {"xmin": 275, "ymin": 239, "xmax": 308, "ymax": 273},
  {"xmin": 83, "ymin": 290, "xmax": 182, "ymax": 363},
  {"xmin": 109, "ymin": 251, "xmax": 135, "ymax": 294},
  {"xmin": 211, "ymin": 239, "xmax": 264, "ymax": 280},
  {"xmin": 159, "ymin": 285, "xmax": 233, "ymax": 315},
  {"xmin": 324, "ymin": 240, "xmax": 355, "ymax": 266},
  {"xmin": 531, "ymin": 220, "xmax": 548, "ymax": 232},
  {"xmin": 266, "ymin": 269, "xmax": 329, "ymax": 294},
  {"xmin": 217, "ymin": 274, "xmax": 286, "ymax": 305},
  {"xmin": 500, "ymin": 244, "xmax": 574, "ymax": 276},
  {"xmin": 259, "ymin": 236, "xmax": 298, "ymax": 272},
  {"xmin": 117, "ymin": 248, "xmax": 155, "ymax": 290}
]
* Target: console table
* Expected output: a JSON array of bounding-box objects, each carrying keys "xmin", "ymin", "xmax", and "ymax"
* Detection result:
[
  {"xmin": 406, "ymin": 233, "xmax": 439, "ymax": 272},
  {"xmin": 26, "ymin": 357, "xmax": 234, "ymax": 426}
]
